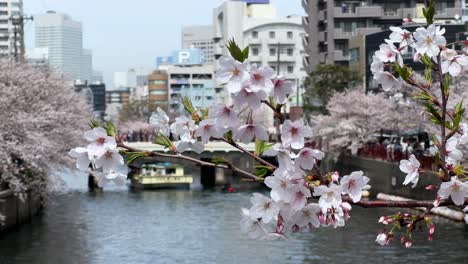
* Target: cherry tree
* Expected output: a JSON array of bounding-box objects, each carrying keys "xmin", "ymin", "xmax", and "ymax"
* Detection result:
[
  {"xmin": 0, "ymin": 60, "xmax": 91, "ymax": 196},
  {"xmin": 70, "ymin": 3, "xmax": 468, "ymax": 247}
]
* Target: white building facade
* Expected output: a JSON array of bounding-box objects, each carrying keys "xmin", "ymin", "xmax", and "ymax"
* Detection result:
[
  {"xmin": 34, "ymin": 11, "xmax": 93, "ymax": 82},
  {"xmin": 181, "ymin": 25, "xmax": 215, "ymax": 64},
  {"xmin": 0, "ymin": 0, "xmax": 22, "ymax": 57}
]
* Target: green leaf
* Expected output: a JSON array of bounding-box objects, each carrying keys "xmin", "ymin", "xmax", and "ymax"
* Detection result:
[
  {"xmin": 242, "ymin": 47, "xmax": 249, "ymax": 60},
  {"xmin": 200, "ymin": 109, "xmax": 209, "ymax": 119},
  {"xmin": 425, "ymin": 102, "xmax": 441, "ymax": 125},
  {"xmin": 225, "ymin": 130, "xmax": 234, "ymax": 144},
  {"xmin": 102, "ymin": 121, "xmax": 117, "ymax": 137},
  {"xmin": 226, "ymin": 39, "xmax": 248, "ymax": 62},
  {"xmin": 88, "ymin": 120, "xmax": 101, "ymax": 129},
  {"xmin": 443, "ymin": 74, "xmax": 451, "ymax": 95},
  {"xmin": 394, "ymin": 62, "xmax": 412, "ymax": 82},
  {"xmin": 424, "ymin": 67, "xmax": 432, "ymax": 84},
  {"xmin": 154, "ymin": 133, "xmax": 173, "ymax": 149},
  {"xmin": 212, "ymin": 157, "xmax": 229, "ymax": 165},
  {"xmin": 413, "ymin": 91, "xmax": 432, "ymax": 101},
  {"xmin": 255, "ymin": 139, "xmax": 274, "ymax": 156},
  {"xmin": 422, "ymin": 0, "xmax": 435, "ymax": 25},
  {"xmin": 124, "ymin": 152, "xmax": 147, "ymax": 164},
  {"xmin": 255, "ymin": 165, "xmax": 270, "ymax": 178},
  {"xmin": 182, "ymin": 96, "xmax": 196, "ymax": 115}
]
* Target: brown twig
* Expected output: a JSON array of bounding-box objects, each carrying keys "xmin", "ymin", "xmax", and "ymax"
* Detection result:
[
  {"xmin": 345, "ymin": 197, "xmax": 467, "ymax": 208},
  {"xmin": 220, "ymin": 138, "xmax": 278, "ymax": 170}
]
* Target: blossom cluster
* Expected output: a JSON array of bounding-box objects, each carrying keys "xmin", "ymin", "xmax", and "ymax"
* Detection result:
[
  {"xmin": 69, "ymin": 127, "xmax": 127, "ymax": 187},
  {"xmin": 371, "ymin": 25, "xmax": 468, "ymax": 91},
  {"xmin": 147, "ymin": 56, "xmax": 298, "ymax": 154},
  {"xmin": 241, "ymin": 168, "xmax": 370, "ymax": 239}
]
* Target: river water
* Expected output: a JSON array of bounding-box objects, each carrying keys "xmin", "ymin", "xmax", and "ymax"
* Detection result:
[{"xmin": 0, "ymin": 172, "xmax": 467, "ymax": 264}]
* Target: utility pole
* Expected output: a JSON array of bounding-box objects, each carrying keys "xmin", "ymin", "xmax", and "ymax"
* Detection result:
[{"xmin": 10, "ymin": 12, "xmax": 33, "ymax": 61}]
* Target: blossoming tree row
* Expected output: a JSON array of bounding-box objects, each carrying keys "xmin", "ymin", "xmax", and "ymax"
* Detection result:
[{"xmin": 69, "ymin": 3, "xmax": 468, "ymax": 247}]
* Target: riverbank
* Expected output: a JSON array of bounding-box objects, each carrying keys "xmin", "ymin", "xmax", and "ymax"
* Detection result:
[{"xmin": 0, "ymin": 189, "xmax": 41, "ymax": 233}]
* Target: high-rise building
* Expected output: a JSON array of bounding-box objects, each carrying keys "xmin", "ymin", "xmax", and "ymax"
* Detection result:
[
  {"xmin": 181, "ymin": 25, "xmax": 215, "ymax": 63},
  {"xmin": 302, "ymin": 0, "xmax": 463, "ymax": 73},
  {"xmin": 34, "ymin": 11, "xmax": 93, "ymax": 82},
  {"xmin": 0, "ymin": 0, "xmax": 22, "ymax": 57}
]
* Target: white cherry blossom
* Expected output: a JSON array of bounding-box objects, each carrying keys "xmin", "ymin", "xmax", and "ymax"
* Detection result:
[
  {"xmin": 375, "ymin": 43, "xmax": 397, "ymax": 63},
  {"xmin": 376, "ymin": 233, "xmax": 390, "ymax": 246},
  {"xmin": 249, "ymin": 193, "xmax": 280, "ymax": 223},
  {"xmin": 295, "ymin": 148, "xmax": 324, "ymax": 171},
  {"xmin": 264, "ymin": 147, "xmax": 295, "ymax": 171},
  {"xmin": 232, "ymin": 86, "xmax": 268, "ymax": 110},
  {"xmin": 194, "ymin": 119, "xmax": 224, "ymax": 143},
  {"xmin": 96, "ymin": 165, "xmax": 128, "ymax": 187},
  {"xmin": 413, "ymin": 24, "xmax": 446, "ymax": 58},
  {"xmin": 374, "ymin": 71, "xmax": 401, "ymax": 91},
  {"xmin": 389, "ymin": 26, "xmax": 414, "ymax": 53},
  {"xmin": 170, "ymin": 115, "xmax": 197, "ymax": 137},
  {"xmin": 459, "ymin": 123, "xmax": 468, "ymax": 145},
  {"xmin": 441, "ymin": 49, "xmax": 468, "ymax": 77},
  {"xmin": 176, "ymin": 133, "xmax": 204, "ymax": 154},
  {"xmin": 272, "ymin": 75, "xmax": 294, "ymax": 104},
  {"xmin": 149, "ymin": 107, "xmax": 170, "ymax": 136},
  {"xmin": 240, "ymin": 208, "xmax": 267, "ymax": 239},
  {"xmin": 438, "ymin": 176, "xmax": 468, "ymax": 206},
  {"xmin": 399, "ymin": 154, "xmax": 420, "ymax": 188},
  {"xmin": 94, "ymin": 148, "xmax": 125, "ymax": 173},
  {"xmin": 281, "ymin": 119, "xmax": 312, "ymax": 149},
  {"xmin": 446, "ymin": 136, "xmax": 463, "ymax": 165},
  {"xmin": 290, "ymin": 184, "xmax": 312, "ymax": 211},
  {"xmin": 249, "ymin": 64, "xmax": 274, "ymax": 92},
  {"xmin": 290, "ymin": 203, "xmax": 321, "ymax": 229},
  {"xmin": 208, "ymin": 104, "xmax": 239, "ymax": 127},
  {"xmin": 370, "ymin": 56, "xmax": 384, "ymax": 74},
  {"xmin": 264, "ymin": 171, "xmax": 294, "ymax": 203},
  {"xmin": 340, "ymin": 171, "xmax": 370, "ymax": 202},
  {"xmin": 68, "ymin": 147, "xmax": 91, "ymax": 171},
  {"xmin": 84, "ymin": 127, "xmax": 117, "ymax": 157},
  {"xmin": 216, "ymin": 56, "xmax": 250, "ymax": 93},
  {"xmin": 313, "ymin": 183, "xmax": 343, "ymax": 212},
  {"xmin": 234, "ymin": 124, "xmax": 268, "ymax": 144}
]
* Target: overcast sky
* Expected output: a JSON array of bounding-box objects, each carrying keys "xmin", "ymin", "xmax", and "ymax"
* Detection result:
[{"xmin": 23, "ymin": 0, "xmax": 304, "ymax": 87}]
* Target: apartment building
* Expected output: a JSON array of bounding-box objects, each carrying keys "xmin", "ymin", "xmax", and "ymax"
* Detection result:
[
  {"xmin": 0, "ymin": 0, "xmax": 22, "ymax": 57},
  {"xmin": 302, "ymin": 0, "xmax": 464, "ymax": 73}
]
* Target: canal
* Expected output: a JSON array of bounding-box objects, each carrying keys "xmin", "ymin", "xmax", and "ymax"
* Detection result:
[{"xmin": 0, "ymin": 172, "xmax": 467, "ymax": 264}]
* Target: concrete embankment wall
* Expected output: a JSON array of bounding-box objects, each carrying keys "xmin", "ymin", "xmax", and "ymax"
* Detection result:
[
  {"xmin": 323, "ymin": 154, "xmax": 440, "ymax": 200},
  {"xmin": 0, "ymin": 189, "xmax": 41, "ymax": 233}
]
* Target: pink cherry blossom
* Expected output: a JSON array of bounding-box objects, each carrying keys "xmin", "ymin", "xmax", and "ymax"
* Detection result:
[{"xmin": 281, "ymin": 119, "xmax": 312, "ymax": 149}]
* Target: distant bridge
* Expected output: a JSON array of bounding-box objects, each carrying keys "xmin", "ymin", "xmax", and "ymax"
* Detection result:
[{"xmin": 124, "ymin": 141, "xmax": 270, "ymax": 189}]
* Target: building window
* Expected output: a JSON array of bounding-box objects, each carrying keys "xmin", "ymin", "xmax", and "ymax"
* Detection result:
[
  {"xmin": 269, "ymin": 48, "xmax": 276, "ymax": 56},
  {"xmin": 252, "ymin": 31, "xmax": 258, "ymax": 38},
  {"xmin": 252, "ymin": 47, "xmax": 259, "ymax": 56},
  {"xmin": 287, "ymin": 66, "xmax": 294, "ymax": 73},
  {"xmin": 350, "ymin": 48, "xmax": 360, "ymax": 62},
  {"xmin": 287, "ymin": 48, "xmax": 293, "ymax": 56},
  {"xmin": 287, "ymin": 31, "xmax": 293, "ymax": 39},
  {"xmin": 269, "ymin": 31, "xmax": 275, "ymax": 38}
]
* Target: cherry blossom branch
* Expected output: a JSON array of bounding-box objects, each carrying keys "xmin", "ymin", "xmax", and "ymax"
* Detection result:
[
  {"xmin": 117, "ymin": 143, "xmax": 263, "ymax": 181},
  {"xmin": 345, "ymin": 197, "xmax": 468, "ymax": 208},
  {"xmin": 220, "ymin": 138, "xmax": 278, "ymax": 170},
  {"xmin": 437, "ymin": 55, "xmax": 451, "ymax": 181},
  {"xmin": 261, "ymin": 100, "xmax": 285, "ymax": 123}
]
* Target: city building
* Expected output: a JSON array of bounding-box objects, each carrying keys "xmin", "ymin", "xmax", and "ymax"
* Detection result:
[
  {"xmin": 73, "ymin": 80, "xmax": 106, "ymax": 121},
  {"xmin": 106, "ymin": 88, "xmax": 130, "ymax": 105},
  {"xmin": 181, "ymin": 25, "xmax": 215, "ymax": 63},
  {"xmin": 148, "ymin": 70, "xmax": 169, "ymax": 111},
  {"xmin": 348, "ymin": 23, "xmax": 466, "ymax": 93},
  {"xmin": 92, "ymin": 70, "xmax": 104, "ymax": 83},
  {"xmin": 302, "ymin": 0, "xmax": 464, "ymax": 73},
  {"xmin": 167, "ymin": 65, "xmax": 215, "ymax": 115},
  {"xmin": 0, "ymin": 0, "xmax": 22, "ymax": 57},
  {"xmin": 34, "ymin": 11, "xmax": 93, "ymax": 82},
  {"xmin": 25, "ymin": 47, "xmax": 49, "ymax": 66}
]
